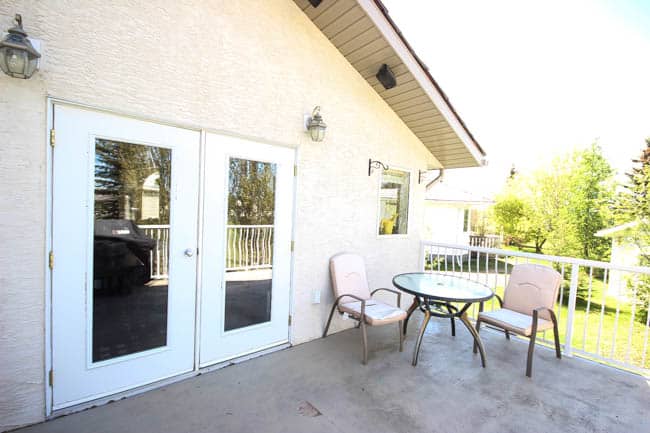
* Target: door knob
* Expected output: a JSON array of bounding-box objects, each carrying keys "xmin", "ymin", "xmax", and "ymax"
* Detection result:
[{"xmin": 184, "ymin": 248, "xmax": 195, "ymax": 257}]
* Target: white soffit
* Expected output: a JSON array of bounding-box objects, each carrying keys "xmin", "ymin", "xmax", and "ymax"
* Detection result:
[{"xmin": 294, "ymin": 0, "xmax": 486, "ymax": 169}]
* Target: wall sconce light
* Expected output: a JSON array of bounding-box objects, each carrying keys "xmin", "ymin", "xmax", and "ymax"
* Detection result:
[
  {"xmin": 368, "ymin": 159, "xmax": 389, "ymax": 176},
  {"xmin": 376, "ymin": 64, "xmax": 396, "ymax": 90},
  {"xmin": 0, "ymin": 14, "xmax": 41, "ymax": 79},
  {"xmin": 305, "ymin": 106, "xmax": 327, "ymax": 142}
]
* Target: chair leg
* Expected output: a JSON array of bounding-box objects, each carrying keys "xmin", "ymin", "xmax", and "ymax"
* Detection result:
[
  {"xmin": 505, "ymin": 330, "xmax": 510, "ymax": 340},
  {"xmin": 552, "ymin": 318, "xmax": 562, "ymax": 359},
  {"xmin": 473, "ymin": 318, "xmax": 481, "ymax": 354},
  {"xmin": 360, "ymin": 319, "xmax": 368, "ymax": 365},
  {"xmin": 398, "ymin": 320, "xmax": 404, "ymax": 352},
  {"xmin": 526, "ymin": 332, "xmax": 537, "ymax": 378},
  {"xmin": 323, "ymin": 302, "xmax": 338, "ymax": 338},
  {"xmin": 403, "ymin": 297, "xmax": 420, "ymax": 336}
]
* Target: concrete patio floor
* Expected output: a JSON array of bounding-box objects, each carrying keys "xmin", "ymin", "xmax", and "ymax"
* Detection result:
[{"xmin": 18, "ymin": 315, "xmax": 650, "ymax": 433}]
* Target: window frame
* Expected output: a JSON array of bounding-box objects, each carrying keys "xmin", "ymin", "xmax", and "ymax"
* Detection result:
[
  {"xmin": 463, "ymin": 208, "xmax": 471, "ymax": 233},
  {"xmin": 376, "ymin": 165, "xmax": 413, "ymax": 238}
]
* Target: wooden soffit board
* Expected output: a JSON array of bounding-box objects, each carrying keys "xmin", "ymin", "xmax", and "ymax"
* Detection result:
[{"xmin": 294, "ymin": 0, "xmax": 486, "ymax": 169}]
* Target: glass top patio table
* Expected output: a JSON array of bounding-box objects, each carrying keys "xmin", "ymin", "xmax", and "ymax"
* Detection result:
[
  {"xmin": 392, "ymin": 272, "xmax": 494, "ymax": 367},
  {"xmin": 392, "ymin": 272, "xmax": 494, "ymax": 303}
]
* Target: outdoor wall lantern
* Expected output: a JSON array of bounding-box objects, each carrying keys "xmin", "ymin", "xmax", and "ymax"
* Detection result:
[
  {"xmin": 306, "ymin": 106, "xmax": 327, "ymax": 142},
  {"xmin": 368, "ymin": 159, "xmax": 389, "ymax": 176},
  {"xmin": 0, "ymin": 14, "xmax": 41, "ymax": 79}
]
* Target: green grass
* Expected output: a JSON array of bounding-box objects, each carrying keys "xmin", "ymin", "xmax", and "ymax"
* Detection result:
[{"xmin": 426, "ymin": 254, "xmax": 650, "ymax": 372}]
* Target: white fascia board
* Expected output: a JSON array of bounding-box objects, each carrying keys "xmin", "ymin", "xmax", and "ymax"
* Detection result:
[{"xmin": 356, "ymin": 0, "xmax": 484, "ymax": 167}]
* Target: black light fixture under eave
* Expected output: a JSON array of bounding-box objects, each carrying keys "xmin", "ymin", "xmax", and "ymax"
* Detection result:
[
  {"xmin": 376, "ymin": 63, "xmax": 396, "ymax": 90},
  {"xmin": 309, "ymin": 0, "xmax": 323, "ymax": 7}
]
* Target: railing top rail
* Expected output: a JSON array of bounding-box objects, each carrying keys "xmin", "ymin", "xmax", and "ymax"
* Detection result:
[
  {"xmin": 226, "ymin": 224, "xmax": 274, "ymax": 228},
  {"xmin": 422, "ymin": 241, "xmax": 650, "ymax": 275}
]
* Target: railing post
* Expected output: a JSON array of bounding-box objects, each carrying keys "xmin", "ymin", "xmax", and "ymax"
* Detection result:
[
  {"xmin": 564, "ymin": 263, "xmax": 580, "ymax": 357},
  {"xmin": 419, "ymin": 242, "xmax": 426, "ymax": 272}
]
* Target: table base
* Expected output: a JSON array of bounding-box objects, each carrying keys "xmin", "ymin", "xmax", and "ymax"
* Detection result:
[{"xmin": 404, "ymin": 297, "xmax": 487, "ymax": 367}]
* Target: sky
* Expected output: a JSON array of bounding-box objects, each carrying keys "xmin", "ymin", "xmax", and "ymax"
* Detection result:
[{"xmin": 381, "ymin": 0, "xmax": 650, "ymax": 196}]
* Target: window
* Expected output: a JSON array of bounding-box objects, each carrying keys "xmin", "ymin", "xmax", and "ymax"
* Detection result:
[
  {"xmin": 378, "ymin": 168, "xmax": 410, "ymax": 235},
  {"xmin": 463, "ymin": 208, "xmax": 471, "ymax": 233}
]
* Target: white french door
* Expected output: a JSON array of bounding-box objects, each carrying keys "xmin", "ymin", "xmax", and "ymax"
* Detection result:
[
  {"xmin": 199, "ymin": 133, "xmax": 294, "ymax": 366},
  {"xmin": 50, "ymin": 105, "xmax": 295, "ymax": 409},
  {"xmin": 51, "ymin": 105, "xmax": 200, "ymax": 409}
]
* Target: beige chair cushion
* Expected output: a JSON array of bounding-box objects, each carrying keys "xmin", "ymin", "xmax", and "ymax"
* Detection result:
[
  {"xmin": 478, "ymin": 308, "xmax": 554, "ymax": 336},
  {"xmin": 504, "ymin": 264, "xmax": 562, "ymax": 321},
  {"xmin": 339, "ymin": 300, "xmax": 407, "ymax": 326},
  {"xmin": 330, "ymin": 253, "xmax": 372, "ymax": 304}
]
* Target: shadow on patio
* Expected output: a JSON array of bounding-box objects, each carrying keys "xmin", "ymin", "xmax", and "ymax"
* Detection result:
[{"xmin": 20, "ymin": 314, "xmax": 650, "ymax": 433}]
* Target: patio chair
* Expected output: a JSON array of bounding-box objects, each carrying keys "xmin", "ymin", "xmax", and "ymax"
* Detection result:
[
  {"xmin": 473, "ymin": 264, "xmax": 562, "ymax": 377},
  {"xmin": 323, "ymin": 253, "xmax": 407, "ymax": 365}
]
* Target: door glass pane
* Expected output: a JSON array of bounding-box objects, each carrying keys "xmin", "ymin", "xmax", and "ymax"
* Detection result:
[
  {"xmin": 93, "ymin": 139, "xmax": 171, "ymax": 362},
  {"xmin": 224, "ymin": 158, "xmax": 276, "ymax": 331}
]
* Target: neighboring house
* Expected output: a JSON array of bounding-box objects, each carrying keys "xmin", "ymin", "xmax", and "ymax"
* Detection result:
[
  {"xmin": 423, "ymin": 182, "xmax": 495, "ymax": 250},
  {"xmin": 0, "ymin": 1, "xmax": 485, "ymax": 429},
  {"xmin": 596, "ymin": 222, "xmax": 645, "ymax": 297}
]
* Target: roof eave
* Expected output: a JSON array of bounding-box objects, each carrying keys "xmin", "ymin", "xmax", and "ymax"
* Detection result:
[{"xmin": 360, "ymin": 0, "xmax": 486, "ymax": 166}]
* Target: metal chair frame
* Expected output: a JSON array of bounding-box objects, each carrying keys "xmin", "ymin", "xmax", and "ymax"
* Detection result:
[{"xmin": 323, "ymin": 288, "xmax": 404, "ymax": 365}]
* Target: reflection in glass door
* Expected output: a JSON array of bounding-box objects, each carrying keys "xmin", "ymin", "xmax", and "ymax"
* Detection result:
[
  {"xmin": 93, "ymin": 139, "xmax": 171, "ymax": 362},
  {"xmin": 200, "ymin": 134, "xmax": 294, "ymax": 366},
  {"xmin": 224, "ymin": 158, "xmax": 276, "ymax": 331}
]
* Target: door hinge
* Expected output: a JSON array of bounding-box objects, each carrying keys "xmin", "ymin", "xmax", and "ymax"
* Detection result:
[
  {"xmin": 288, "ymin": 315, "xmax": 292, "ymax": 326},
  {"xmin": 49, "ymin": 129, "xmax": 55, "ymax": 147},
  {"xmin": 293, "ymin": 165, "xmax": 297, "ymax": 177},
  {"xmin": 290, "ymin": 240, "xmax": 295, "ymax": 252},
  {"xmin": 48, "ymin": 369, "xmax": 54, "ymax": 387},
  {"xmin": 48, "ymin": 251, "xmax": 54, "ymax": 270}
]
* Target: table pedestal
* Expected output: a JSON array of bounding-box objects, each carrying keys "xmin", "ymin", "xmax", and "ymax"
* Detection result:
[{"xmin": 404, "ymin": 297, "xmax": 487, "ymax": 367}]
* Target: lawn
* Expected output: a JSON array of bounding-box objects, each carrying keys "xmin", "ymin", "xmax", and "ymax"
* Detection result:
[{"xmin": 425, "ymin": 253, "xmax": 650, "ymax": 372}]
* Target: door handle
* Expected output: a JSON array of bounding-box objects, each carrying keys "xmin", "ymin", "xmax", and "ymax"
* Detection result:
[{"xmin": 184, "ymin": 248, "xmax": 195, "ymax": 257}]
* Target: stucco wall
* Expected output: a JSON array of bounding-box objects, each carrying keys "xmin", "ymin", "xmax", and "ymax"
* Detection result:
[{"xmin": 0, "ymin": 0, "xmax": 439, "ymax": 429}]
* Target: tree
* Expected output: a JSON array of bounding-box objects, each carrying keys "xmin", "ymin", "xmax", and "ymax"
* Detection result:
[
  {"xmin": 492, "ymin": 192, "xmax": 528, "ymax": 246},
  {"xmin": 227, "ymin": 158, "xmax": 276, "ymax": 225},
  {"xmin": 94, "ymin": 139, "xmax": 171, "ymax": 224},
  {"xmin": 568, "ymin": 143, "xmax": 615, "ymax": 260},
  {"xmin": 613, "ymin": 138, "xmax": 650, "ymax": 322},
  {"xmin": 491, "ymin": 143, "xmax": 614, "ymax": 259}
]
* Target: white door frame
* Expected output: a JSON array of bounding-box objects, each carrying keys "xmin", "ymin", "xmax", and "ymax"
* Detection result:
[{"xmin": 44, "ymin": 98, "xmax": 299, "ymax": 417}]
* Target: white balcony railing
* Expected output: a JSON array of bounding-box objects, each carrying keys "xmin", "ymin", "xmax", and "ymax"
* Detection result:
[
  {"xmin": 225, "ymin": 224, "xmax": 274, "ymax": 271},
  {"xmin": 469, "ymin": 234, "xmax": 502, "ymax": 249},
  {"xmin": 140, "ymin": 224, "xmax": 169, "ymax": 279},
  {"xmin": 421, "ymin": 241, "xmax": 650, "ymax": 376},
  {"xmin": 138, "ymin": 224, "xmax": 274, "ymax": 278}
]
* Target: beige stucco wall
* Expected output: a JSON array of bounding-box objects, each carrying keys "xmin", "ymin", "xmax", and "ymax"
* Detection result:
[{"xmin": 0, "ymin": 0, "xmax": 439, "ymax": 429}]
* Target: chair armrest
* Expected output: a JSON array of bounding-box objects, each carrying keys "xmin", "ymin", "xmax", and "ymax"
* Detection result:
[
  {"xmin": 494, "ymin": 294, "xmax": 504, "ymax": 308},
  {"xmin": 333, "ymin": 293, "xmax": 367, "ymax": 318},
  {"xmin": 533, "ymin": 306, "xmax": 558, "ymax": 324},
  {"xmin": 371, "ymin": 287, "xmax": 401, "ymax": 308}
]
